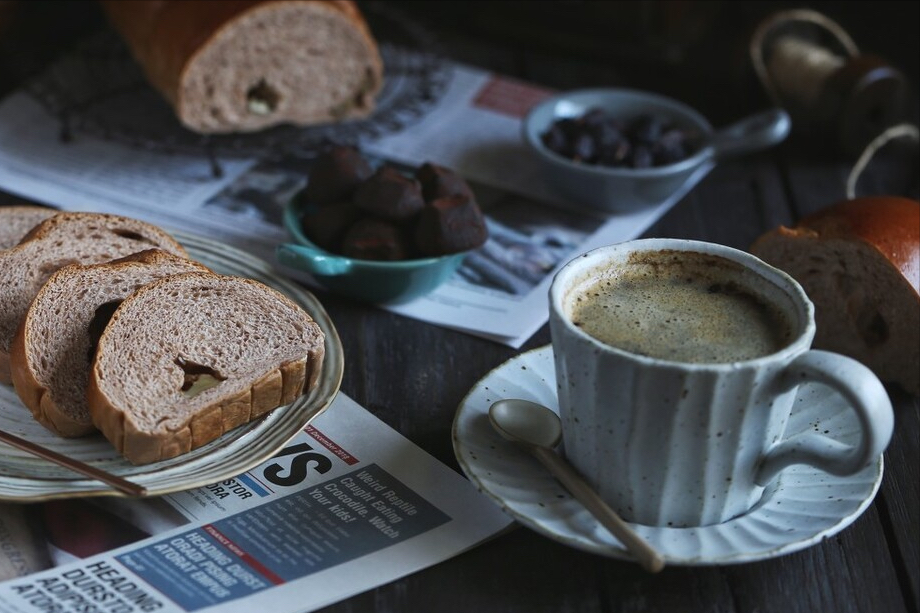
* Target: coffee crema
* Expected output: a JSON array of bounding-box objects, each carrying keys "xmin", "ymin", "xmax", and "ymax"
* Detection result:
[{"xmin": 568, "ymin": 252, "xmax": 795, "ymax": 363}]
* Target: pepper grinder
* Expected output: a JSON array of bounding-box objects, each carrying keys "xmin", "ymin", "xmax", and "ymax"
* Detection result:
[{"xmin": 751, "ymin": 8, "xmax": 908, "ymax": 156}]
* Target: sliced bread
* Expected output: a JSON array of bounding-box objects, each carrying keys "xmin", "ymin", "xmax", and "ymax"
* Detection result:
[
  {"xmin": 0, "ymin": 205, "xmax": 57, "ymax": 250},
  {"xmin": 0, "ymin": 212, "xmax": 187, "ymax": 384},
  {"xmin": 100, "ymin": 0, "xmax": 384, "ymax": 133},
  {"xmin": 9, "ymin": 250, "xmax": 210, "ymax": 437},
  {"xmin": 87, "ymin": 271, "xmax": 326, "ymax": 464},
  {"xmin": 751, "ymin": 196, "xmax": 919, "ymax": 395}
]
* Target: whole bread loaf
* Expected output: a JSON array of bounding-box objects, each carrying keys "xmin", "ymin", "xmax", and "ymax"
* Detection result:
[
  {"xmin": 87, "ymin": 271, "xmax": 326, "ymax": 464},
  {"xmin": 751, "ymin": 196, "xmax": 919, "ymax": 395},
  {"xmin": 0, "ymin": 212, "xmax": 187, "ymax": 384},
  {"xmin": 0, "ymin": 205, "xmax": 57, "ymax": 250},
  {"xmin": 10, "ymin": 250, "xmax": 209, "ymax": 437},
  {"xmin": 100, "ymin": 0, "xmax": 384, "ymax": 134}
]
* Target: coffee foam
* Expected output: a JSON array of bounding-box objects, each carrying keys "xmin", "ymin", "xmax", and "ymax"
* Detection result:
[{"xmin": 566, "ymin": 250, "xmax": 797, "ymax": 363}]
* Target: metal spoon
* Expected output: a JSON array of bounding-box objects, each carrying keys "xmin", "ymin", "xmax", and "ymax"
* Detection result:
[{"xmin": 489, "ymin": 399, "xmax": 665, "ymax": 573}]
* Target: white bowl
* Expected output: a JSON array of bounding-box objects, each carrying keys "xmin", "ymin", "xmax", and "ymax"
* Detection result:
[{"xmin": 522, "ymin": 88, "xmax": 790, "ymax": 213}]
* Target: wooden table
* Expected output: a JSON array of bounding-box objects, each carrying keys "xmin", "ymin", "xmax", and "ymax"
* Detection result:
[{"xmin": 0, "ymin": 2, "xmax": 917, "ymax": 612}]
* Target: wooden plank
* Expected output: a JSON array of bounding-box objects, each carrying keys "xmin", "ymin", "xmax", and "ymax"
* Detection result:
[
  {"xmin": 879, "ymin": 389, "xmax": 920, "ymax": 611},
  {"xmin": 778, "ymin": 151, "xmax": 920, "ymax": 612}
]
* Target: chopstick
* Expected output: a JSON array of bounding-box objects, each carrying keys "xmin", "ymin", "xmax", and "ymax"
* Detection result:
[{"xmin": 0, "ymin": 429, "xmax": 147, "ymax": 497}]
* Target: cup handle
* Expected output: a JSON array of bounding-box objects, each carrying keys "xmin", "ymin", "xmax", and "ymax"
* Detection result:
[{"xmin": 755, "ymin": 350, "xmax": 894, "ymax": 486}]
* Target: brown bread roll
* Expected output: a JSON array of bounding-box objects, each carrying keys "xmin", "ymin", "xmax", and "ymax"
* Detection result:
[
  {"xmin": 100, "ymin": 0, "xmax": 384, "ymax": 134},
  {"xmin": 0, "ymin": 205, "xmax": 56, "ymax": 250},
  {"xmin": 0, "ymin": 212, "xmax": 188, "ymax": 385},
  {"xmin": 10, "ymin": 250, "xmax": 209, "ymax": 437},
  {"xmin": 87, "ymin": 271, "xmax": 325, "ymax": 464},
  {"xmin": 751, "ymin": 196, "xmax": 919, "ymax": 395}
]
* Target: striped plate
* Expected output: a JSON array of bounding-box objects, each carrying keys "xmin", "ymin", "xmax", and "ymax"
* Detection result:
[{"xmin": 0, "ymin": 231, "xmax": 343, "ymax": 501}]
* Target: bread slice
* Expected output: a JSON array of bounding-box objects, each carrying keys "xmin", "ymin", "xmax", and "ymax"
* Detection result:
[
  {"xmin": 101, "ymin": 0, "xmax": 384, "ymax": 134},
  {"xmin": 0, "ymin": 205, "xmax": 57, "ymax": 250},
  {"xmin": 751, "ymin": 196, "xmax": 919, "ymax": 395},
  {"xmin": 0, "ymin": 212, "xmax": 187, "ymax": 384},
  {"xmin": 9, "ymin": 250, "xmax": 210, "ymax": 437},
  {"xmin": 87, "ymin": 271, "xmax": 326, "ymax": 464}
]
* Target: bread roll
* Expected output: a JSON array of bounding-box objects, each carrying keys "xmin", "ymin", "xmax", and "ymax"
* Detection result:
[
  {"xmin": 0, "ymin": 205, "xmax": 56, "ymax": 250},
  {"xmin": 100, "ymin": 0, "xmax": 384, "ymax": 134},
  {"xmin": 10, "ymin": 250, "xmax": 209, "ymax": 437},
  {"xmin": 751, "ymin": 196, "xmax": 919, "ymax": 395},
  {"xmin": 87, "ymin": 272, "xmax": 325, "ymax": 464},
  {"xmin": 0, "ymin": 212, "xmax": 188, "ymax": 384}
]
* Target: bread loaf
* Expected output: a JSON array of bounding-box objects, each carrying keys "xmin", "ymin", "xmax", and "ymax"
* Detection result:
[
  {"xmin": 100, "ymin": 0, "xmax": 384, "ymax": 134},
  {"xmin": 87, "ymin": 271, "xmax": 326, "ymax": 464},
  {"xmin": 0, "ymin": 205, "xmax": 56, "ymax": 250},
  {"xmin": 0, "ymin": 212, "xmax": 187, "ymax": 384},
  {"xmin": 9, "ymin": 250, "xmax": 209, "ymax": 437},
  {"xmin": 751, "ymin": 196, "xmax": 919, "ymax": 395}
]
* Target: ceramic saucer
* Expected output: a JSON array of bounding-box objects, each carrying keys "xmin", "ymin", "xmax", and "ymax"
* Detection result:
[{"xmin": 452, "ymin": 345, "xmax": 883, "ymax": 566}]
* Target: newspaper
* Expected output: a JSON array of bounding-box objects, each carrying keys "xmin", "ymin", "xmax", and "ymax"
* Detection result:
[
  {"xmin": 0, "ymin": 62, "xmax": 710, "ymax": 347},
  {"xmin": 0, "ymin": 393, "xmax": 514, "ymax": 612}
]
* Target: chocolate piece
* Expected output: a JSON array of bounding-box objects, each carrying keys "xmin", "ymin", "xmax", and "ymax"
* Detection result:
[
  {"xmin": 302, "ymin": 145, "xmax": 373, "ymax": 205},
  {"xmin": 540, "ymin": 108, "xmax": 700, "ymax": 169},
  {"xmin": 299, "ymin": 200, "xmax": 362, "ymax": 251},
  {"xmin": 415, "ymin": 162, "xmax": 476, "ymax": 202},
  {"xmin": 653, "ymin": 128, "xmax": 690, "ymax": 165},
  {"xmin": 341, "ymin": 218, "xmax": 410, "ymax": 261},
  {"xmin": 415, "ymin": 194, "xmax": 489, "ymax": 256},
  {"xmin": 354, "ymin": 166, "xmax": 425, "ymax": 221}
]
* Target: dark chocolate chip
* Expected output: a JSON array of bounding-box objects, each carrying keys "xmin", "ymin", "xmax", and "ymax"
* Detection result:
[
  {"xmin": 539, "ymin": 107, "xmax": 698, "ymax": 169},
  {"xmin": 299, "ymin": 200, "xmax": 362, "ymax": 251},
  {"xmin": 354, "ymin": 166, "xmax": 425, "ymax": 221},
  {"xmin": 303, "ymin": 145, "xmax": 373, "ymax": 204},
  {"xmin": 341, "ymin": 218, "xmax": 411, "ymax": 261},
  {"xmin": 415, "ymin": 194, "xmax": 489, "ymax": 256},
  {"xmin": 415, "ymin": 162, "xmax": 476, "ymax": 202}
]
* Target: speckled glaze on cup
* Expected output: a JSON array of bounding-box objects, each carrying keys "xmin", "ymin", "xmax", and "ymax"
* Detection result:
[{"xmin": 548, "ymin": 239, "xmax": 894, "ymax": 527}]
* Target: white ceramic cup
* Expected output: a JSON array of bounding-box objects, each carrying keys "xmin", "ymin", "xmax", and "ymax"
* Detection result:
[{"xmin": 548, "ymin": 239, "xmax": 894, "ymax": 527}]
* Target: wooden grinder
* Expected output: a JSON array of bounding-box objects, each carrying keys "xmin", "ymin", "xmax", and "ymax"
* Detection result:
[{"xmin": 751, "ymin": 9, "xmax": 909, "ymax": 156}]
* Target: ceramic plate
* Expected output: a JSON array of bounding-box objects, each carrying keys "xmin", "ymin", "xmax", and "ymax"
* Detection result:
[
  {"xmin": 0, "ymin": 231, "xmax": 343, "ymax": 501},
  {"xmin": 452, "ymin": 345, "xmax": 883, "ymax": 565}
]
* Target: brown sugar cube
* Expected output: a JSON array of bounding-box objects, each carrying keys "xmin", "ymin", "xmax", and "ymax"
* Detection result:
[
  {"xmin": 353, "ymin": 166, "xmax": 425, "ymax": 221},
  {"xmin": 302, "ymin": 145, "xmax": 373, "ymax": 204},
  {"xmin": 341, "ymin": 218, "xmax": 411, "ymax": 261},
  {"xmin": 415, "ymin": 194, "xmax": 489, "ymax": 256},
  {"xmin": 415, "ymin": 162, "xmax": 476, "ymax": 202},
  {"xmin": 299, "ymin": 200, "xmax": 362, "ymax": 251}
]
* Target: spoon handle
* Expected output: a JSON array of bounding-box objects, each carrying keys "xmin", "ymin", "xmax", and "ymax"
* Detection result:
[
  {"xmin": 0, "ymin": 429, "xmax": 147, "ymax": 497},
  {"xmin": 532, "ymin": 446, "xmax": 665, "ymax": 573}
]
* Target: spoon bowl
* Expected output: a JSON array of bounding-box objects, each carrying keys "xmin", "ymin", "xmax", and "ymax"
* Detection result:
[
  {"xmin": 489, "ymin": 398, "xmax": 562, "ymax": 449},
  {"xmin": 489, "ymin": 398, "xmax": 665, "ymax": 573}
]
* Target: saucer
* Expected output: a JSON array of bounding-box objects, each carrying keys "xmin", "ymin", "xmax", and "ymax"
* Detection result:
[{"xmin": 451, "ymin": 345, "xmax": 884, "ymax": 566}]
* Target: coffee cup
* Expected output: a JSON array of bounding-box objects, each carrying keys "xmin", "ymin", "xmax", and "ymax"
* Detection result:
[{"xmin": 548, "ymin": 239, "xmax": 893, "ymax": 527}]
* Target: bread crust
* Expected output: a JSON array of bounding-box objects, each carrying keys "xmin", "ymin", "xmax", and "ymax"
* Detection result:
[
  {"xmin": 751, "ymin": 196, "xmax": 919, "ymax": 395},
  {"xmin": 0, "ymin": 205, "xmax": 57, "ymax": 250},
  {"xmin": 775, "ymin": 196, "xmax": 919, "ymax": 294},
  {"xmin": 0, "ymin": 213, "xmax": 187, "ymax": 384},
  {"xmin": 87, "ymin": 272, "xmax": 324, "ymax": 464},
  {"xmin": 9, "ymin": 250, "xmax": 208, "ymax": 437},
  {"xmin": 100, "ymin": 0, "xmax": 384, "ymax": 133}
]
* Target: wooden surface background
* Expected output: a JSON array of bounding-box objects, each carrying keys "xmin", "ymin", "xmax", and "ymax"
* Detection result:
[{"xmin": 0, "ymin": 2, "xmax": 918, "ymax": 612}]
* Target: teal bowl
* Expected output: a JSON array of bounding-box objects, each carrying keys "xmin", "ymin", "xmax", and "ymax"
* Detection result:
[{"xmin": 277, "ymin": 198, "xmax": 468, "ymax": 304}]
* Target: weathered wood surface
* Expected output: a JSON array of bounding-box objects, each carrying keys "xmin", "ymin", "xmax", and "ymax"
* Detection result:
[{"xmin": 0, "ymin": 2, "xmax": 917, "ymax": 612}]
